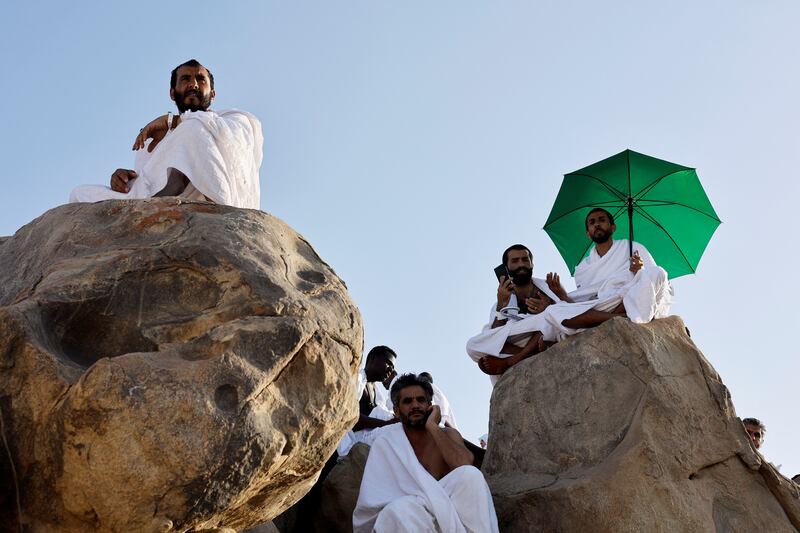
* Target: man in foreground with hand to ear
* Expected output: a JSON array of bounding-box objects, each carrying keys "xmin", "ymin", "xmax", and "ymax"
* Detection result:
[
  {"xmin": 353, "ymin": 373, "xmax": 499, "ymax": 533},
  {"xmin": 69, "ymin": 59, "xmax": 262, "ymax": 209}
]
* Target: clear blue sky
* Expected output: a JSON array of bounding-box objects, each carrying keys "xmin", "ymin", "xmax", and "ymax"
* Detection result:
[{"xmin": 2, "ymin": 2, "xmax": 798, "ymax": 477}]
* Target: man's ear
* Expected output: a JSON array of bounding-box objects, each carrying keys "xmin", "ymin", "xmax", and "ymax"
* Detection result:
[
  {"xmin": 170, "ymin": 88, "xmax": 176, "ymax": 102},
  {"xmin": 393, "ymin": 406, "xmax": 399, "ymax": 418},
  {"xmin": 210, "ymin": 89, "xmax": 216, "ymax": 102},
  {"xmin": 611, "ymin": 223, "xmax": 617, "ymax": 234}
]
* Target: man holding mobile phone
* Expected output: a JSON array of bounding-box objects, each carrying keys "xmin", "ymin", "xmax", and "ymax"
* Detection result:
[
  {"xmin": 353, "ymin": 373, "xmax": 499, "ymax": 533},
  {"xmin": 466, "ymin": 244, "xmax": 561, "ymax": 384}
]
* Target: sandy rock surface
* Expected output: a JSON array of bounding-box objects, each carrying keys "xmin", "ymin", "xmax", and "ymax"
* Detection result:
[
  {"xmin": 483, "ymin": 316, "xmax": 800, "ymax": 532},
  {"xmin": 0, "ymin": 199, "xmax": 362, "ymax": 532}
]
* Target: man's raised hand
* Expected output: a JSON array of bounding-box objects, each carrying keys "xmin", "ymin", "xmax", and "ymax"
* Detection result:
[
  {"xmin": 629, "ymin": 251, "xmax": 644, "ymax": 274},
  {"xmin": 110, "ymin": 168, "xmax": 137, "ymax": 193},
  {"xmin": 546, "ymin": 272, "xmax": 568, "ymax": 300},
  {"xmin": 496, "ymin": 276, "xmax": 514, "ymax": 309},
  {"xmin": 133, "ymin": 114, "xmax": 180, "ymax": 153},
  {"xmin": 425, "ymin": 404, "xmax": 442, "ymax": 430}
]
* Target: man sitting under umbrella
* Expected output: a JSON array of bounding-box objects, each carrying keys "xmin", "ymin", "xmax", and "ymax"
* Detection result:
[
  {"xmin": 466, "ymin": 210, "xmax": 673, "ymax": 378},
  {"xmin": 541, "ymin": 207, "xmax": 673, "ymax": 338}
]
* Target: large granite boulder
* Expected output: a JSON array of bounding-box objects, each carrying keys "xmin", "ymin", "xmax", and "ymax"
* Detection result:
[
  {"xmin": 0, "ymin": 199, "xmax": 362, "ymax": 532},
  {"xmin": 483, "ymin": 316, "xmax": 800, "ymax": 532},
  {"xmin": 272, "ymin": 442, "xmax": 369, "ymax": 533}
]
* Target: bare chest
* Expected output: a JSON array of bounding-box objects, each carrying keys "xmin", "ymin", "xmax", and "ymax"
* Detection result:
[{"xmin": 412, "ymin": 441, "xmax": 451, "ymax": 480}]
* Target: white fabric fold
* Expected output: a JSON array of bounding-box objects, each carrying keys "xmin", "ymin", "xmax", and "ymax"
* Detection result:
[
  {"xmin": 465, "ymin": 242, "xmax": 673, "ymax": 371},
  {"xmin": 465, "ymin": 278, "xmax": 560, "ymax": 385},
  {"xmin": 353, "ymin": 424, "xmax": 499, "ymax": 533},
  {"xmin": 69, "ymin": 109, "xmax": 262, "ymax": 209},
  {"xmin": 544, "ymin": 239, "xmax": 673, "ymax": 339}
]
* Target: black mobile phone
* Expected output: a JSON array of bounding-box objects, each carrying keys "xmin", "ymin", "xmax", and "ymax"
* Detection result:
[{"xmin": 494, "ymin": 264, "xmax": 509, "ymax": 282}]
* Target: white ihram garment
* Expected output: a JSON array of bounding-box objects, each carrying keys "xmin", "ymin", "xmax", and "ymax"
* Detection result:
[
  {"xmin": 353, "ymin": 424, "xmax": 499, "ymax": 533},
  {"xmin": 465, "ymin": 277, "xmax": 560, "ymax": 385},
  {"xmin": 337, "ymin": 370, "xmax": 394, "ymax": 457},
  {"xmin": 544, "ymin": 239, "xmax": 673, "ymax": 339},
  {"xmin": 69, "ymin": 109, "xmax": 262, "ymax": 209}
]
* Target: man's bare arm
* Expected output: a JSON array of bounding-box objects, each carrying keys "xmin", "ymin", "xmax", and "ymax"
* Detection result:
[
  {"xmin": 353, "ymin": 414, "xmax": 398, "ymax": 431},
  {"xmin": 425, "ymin": 405, "xmax": 473, "ymax": 468}
]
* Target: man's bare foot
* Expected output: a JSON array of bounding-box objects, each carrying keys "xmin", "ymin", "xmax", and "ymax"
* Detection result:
[
  {"xmin": 611, "ymin": 302, "xmax": 626, "ymax": 315},
  {"xmin": 539, "ymin": 338, "xmax": 555, "ymax": 352},
  {"xmin": 478, "ymin": 355, "xmax": 516, "ymax": 375}
]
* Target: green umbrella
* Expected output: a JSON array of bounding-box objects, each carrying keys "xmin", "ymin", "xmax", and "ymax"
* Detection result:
[{"xmin": 543, "ymin": 149, "xmax": 721, "ymax": 279}]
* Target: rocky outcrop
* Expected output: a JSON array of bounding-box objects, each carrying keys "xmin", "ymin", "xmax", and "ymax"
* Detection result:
[
  {"xmin": 483, "ymin": 316, "xmax": 800, "ymax": 532},
  {"xmin": 273, "ymin": 443, "xmax": 369, "ymax": 533},
  {"xmin": 317, "ymin": 443, "xmax": 370, "ymax": 532},
  {"xmin": 0, "ymin": 199, "xmax": 362, "ymax": 532}
]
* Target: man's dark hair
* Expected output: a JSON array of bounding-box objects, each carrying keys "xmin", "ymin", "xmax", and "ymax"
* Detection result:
[
  {"xmin": 171, "ymin": 59, "xmax": 215, "ymax": 90},
  {"xmin": 502, "ymin": 244, "xmax": 532, "ymax": 268},
  {"xmin": 365, "ymin": 345, "xmax": 397, "ymax": 364},
  {"xmin": 419, "ymin": 372, "xmax": 433, "ymax": 384},
  {"xmin": 585, "ymin": 208, "xmax": 615, "ymax": 230},
  {"xmin": 390, "ymin": 373, "xmax": 433, "ymax": 407},
  {"xmin": 742, "ymin": 417, "xmax": 766, "ymax": 432}
]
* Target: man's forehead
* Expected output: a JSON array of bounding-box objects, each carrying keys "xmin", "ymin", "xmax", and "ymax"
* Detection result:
[
  {"xmin": 398, "ymin": 385, "xmax": 425, "ymax": 400},
  {"xmin": 176, "ymin": 65, "xmax": 210, "ymax": 78},
  {"xmin": 507, "ymin": 249, "xmax": 530, "ymax": 260}
]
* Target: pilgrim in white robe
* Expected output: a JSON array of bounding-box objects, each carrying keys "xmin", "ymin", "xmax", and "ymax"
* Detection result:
[
  {"xmin": 543, "ymin": 239, "xmax": 673, "ymax": 339},
  {"xmin": 353, "ymin": 424, "xmax": 499, "ymax": 533},
  {"xmin": 69, "ymin": 109, "xmax": 262, "ymax": 209},
  {"xmin": 465, "ymin": 278, "xmax": 560, "ymax": 385},
  {"xmin": 337, "ymin": 369, "xmax": 394, "ymax": 457},
  {"xmin": 384, "ymin": 375, "xmax": 460, "ymax": 430}
]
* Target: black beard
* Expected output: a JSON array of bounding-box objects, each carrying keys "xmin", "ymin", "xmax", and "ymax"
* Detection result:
[
  {"xmin": 402, "ymin": 411, "xmax": 427, "ymax": 428},
  {"xmin": 510, "ymin": 267, "xmax": 532, "ymax": 286},
  {"xmin": 590, "ymin": 230, "xmax": 611, "ymax": 244},
  {"xmin": 174, "ymin": 89, "xmax": 212, "ymax": 113}
]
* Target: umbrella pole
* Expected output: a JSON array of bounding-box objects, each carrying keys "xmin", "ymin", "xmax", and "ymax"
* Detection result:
[{"xmin": 627, "ymin": 197, "xmax": 634, "ymax": 257}]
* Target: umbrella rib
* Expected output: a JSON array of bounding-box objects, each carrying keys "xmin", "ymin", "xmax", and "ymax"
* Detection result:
[
  {"xmin": 543, "ymin": 201, "xmax": 627, "ymax": 228},
  {"xmin": 632, "ymin": 168, "xmax": 693, "ymax": 200},
  {"xmin": 566, "ymin": 173, "xmax": 628, "ymax": 200},
  {"xmin": 631, "ymin": 205, "xmax": 695, "ymax": 274},
  {"xmin": 632, "ymin": 199, "xmax": 721, "ymax": 222}
]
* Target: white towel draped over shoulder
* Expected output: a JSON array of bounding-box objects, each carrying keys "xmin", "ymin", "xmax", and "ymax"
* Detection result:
[
  {"xmin": 544, "ymin": 239, "xmax": 673, "ymax": 338},
  {"xmin": 69, "ymin": 109, "xmax": 263, "ymax": 209},
  {"xmin": 353, "ymin": 424, "xmax": 499, "ymax": 533}
]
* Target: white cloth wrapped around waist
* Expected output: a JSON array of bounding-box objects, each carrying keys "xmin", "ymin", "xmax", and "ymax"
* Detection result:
[
  {"xmin": 353, "ymin": 424, "xmax": 499, "ymax": 533},
  {"xmin": 69, "ymin": 109, "xmax": 263, "ymax": 209}
]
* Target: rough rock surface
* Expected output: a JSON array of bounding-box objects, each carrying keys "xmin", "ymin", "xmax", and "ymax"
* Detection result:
[
  {"xmin": 483, "ymin": 316, "xmax": 800, "ymax": 532},
  {"xmin": 317, "ymin": 442, "xmax": 370, "ymax": 532},
  {"xmin": 0, "ymin": 199, "xmax": 363, "ymax": 532},
  {"xmin": 273, "ymin": 442, "xmax": 369, "ymax": 533}
]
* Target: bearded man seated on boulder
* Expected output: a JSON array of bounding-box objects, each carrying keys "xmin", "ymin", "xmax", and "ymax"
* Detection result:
[
  {"xmin": 353, "ymin": 373, "xmax": 499, "ymax": 533},
  {"xmin": 69, "ymin": 59, "xmax": 262, "ymax": 209},
  {"xmin": 465, "ymin": 244, "xmax": 561, "ymax": 384},
  {"xmin": 541, "ymin": 207, "xmax": 673, "ymax": 339}
]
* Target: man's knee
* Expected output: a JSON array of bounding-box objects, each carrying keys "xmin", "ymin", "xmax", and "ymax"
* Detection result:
[
  {"xmin": 374, "ymin": 495, "xmax": 433, "ymax": 530},
  {"xmin": 641, "ymin": 265, "xmax": 668, "ymax": 285},
  {"xmin": 450, "ymin": 464, "xmax": 485, "ymax": 484}
]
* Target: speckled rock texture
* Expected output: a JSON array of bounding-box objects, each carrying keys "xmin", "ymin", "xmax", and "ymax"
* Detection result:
[
  {"xmin": 483, "ymin": 316, "xmax": 800, "ymax": 532},
  {"xmin": 0, "ymin": 199, "xmax": 362, "ymax": 532}
]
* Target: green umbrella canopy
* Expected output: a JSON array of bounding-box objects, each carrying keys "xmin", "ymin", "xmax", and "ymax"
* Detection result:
[{"xmin": 543, "ymin": 149, "xmax": 721, "ymax": 279}]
